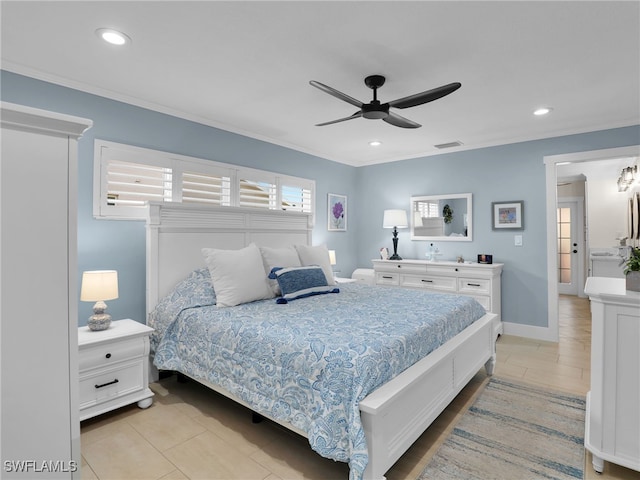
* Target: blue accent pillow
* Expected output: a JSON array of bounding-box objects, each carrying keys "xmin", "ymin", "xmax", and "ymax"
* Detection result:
[{"xmin": 269, "ymin": 266, "xmax": 339, "ymax": 304}]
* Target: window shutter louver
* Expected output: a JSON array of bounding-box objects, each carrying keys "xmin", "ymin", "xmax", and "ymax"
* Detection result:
[
  {"xmin": 182, "ymin": 171, "xmax": 231, "ymax": 206},
  {"xmin": 106, "ymin": 160, "xmax": 172, "ymax": 206},
  {"xmin": 239, "ymin": 179, "xmax": 276, "ymax": 209}
]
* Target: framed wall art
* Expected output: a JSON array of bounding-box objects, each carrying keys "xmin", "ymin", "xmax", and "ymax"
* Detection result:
[
  {"xmin": 492, "ymin": 201, "xmax": 524, "ymax": 230},
  {"xmin": 328, "ymin": 193, "xmax": 347, "ymax": 231}
]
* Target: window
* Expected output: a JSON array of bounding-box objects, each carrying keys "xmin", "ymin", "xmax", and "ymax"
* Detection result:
[{"xmin": 94, "ymin": 140, "xmax": 314, "ymax": 220}]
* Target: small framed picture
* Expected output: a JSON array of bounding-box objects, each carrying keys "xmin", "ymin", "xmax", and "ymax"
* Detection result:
[
  {"xmin": 328, "ymin": 193, "xmax": 347, "ymax": 231},
  {"xmin": 477, "ymin": 254, "xmax": 493, "ymax": 264},
  {"xmin": 380, "ymin": 247, "xmax": 389, "ymax": 260},
  {"xmin": 492, "ymin": 201, "xmax": 524, "ymax": 230}
]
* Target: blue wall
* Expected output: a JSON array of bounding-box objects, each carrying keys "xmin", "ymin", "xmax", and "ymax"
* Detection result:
[
  {"xmin": 1, "ymin": 71, "xmax": 358, "ymax": 324},
  {"xmin": 3, "ymin": 70, "xmax": 639, "ymax": 330}
]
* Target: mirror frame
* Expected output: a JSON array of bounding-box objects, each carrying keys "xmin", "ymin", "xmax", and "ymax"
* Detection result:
[{"xmin": 410, "ymin": 193, "xmax": 473, "ymax": 242}]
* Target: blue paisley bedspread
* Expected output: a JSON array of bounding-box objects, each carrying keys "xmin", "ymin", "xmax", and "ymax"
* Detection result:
[{"xmin": 149, "ymin": 269, "xmax": 486, "ymax": 479}]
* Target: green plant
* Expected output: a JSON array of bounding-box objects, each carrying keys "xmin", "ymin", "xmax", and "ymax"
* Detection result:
[
  {"xmin": 624, "ymin": 247, "xmax": 640, "ymax": 274},
  {"xmin": 442, "ymin": 204, "xmax": 453, "ymax": 224}
]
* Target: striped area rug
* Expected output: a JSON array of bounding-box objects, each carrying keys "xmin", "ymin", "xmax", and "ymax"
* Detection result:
[{"xmin": 418, "ymin": 377, "xmax": 586, "ymax": 480}]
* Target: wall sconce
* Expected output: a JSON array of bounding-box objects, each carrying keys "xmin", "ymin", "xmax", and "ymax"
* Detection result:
[
  {"xmin": 81, "ymin": 270, "xmax": 119, "ymax": 331},
  {"xmin": 618, "ymin": 165, "xmax": 637, "ymax": 192},
  {"xmin": 383, "ymin": 209, "xmax": 408, "ymax": 260}
]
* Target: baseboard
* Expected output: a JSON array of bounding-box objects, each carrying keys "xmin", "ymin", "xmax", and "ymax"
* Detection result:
[{"xmin": 502, "ymin": 321, "xmax": 557, "ymax": 342}]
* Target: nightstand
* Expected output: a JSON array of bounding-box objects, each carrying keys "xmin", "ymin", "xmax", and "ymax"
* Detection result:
[
  {"xmin": 334, "ymin": 277, "xmax": 357, "ymax": 284},
  {"xmin": 78, "ymin": 319, "xmax": 154, "ymax": 421}
]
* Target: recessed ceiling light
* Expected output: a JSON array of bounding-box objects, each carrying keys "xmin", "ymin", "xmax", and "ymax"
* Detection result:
[
  {"xmin": 533, "ymin": 107, "xmax": 553, "ymax": 116},
  {"xmin": 369, "ymin": 140, "xmax": 382, "ymax": 147},
  {"xmin": 95, "ymin": 28, "xmax": 131, "ymax": 46}
]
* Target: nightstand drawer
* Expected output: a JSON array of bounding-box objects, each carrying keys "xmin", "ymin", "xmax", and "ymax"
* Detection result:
[
  {"xmin": 79, "ymin": 337, "xmax": 145, "ymax": 371},
  {"xmin": 79, "ymin": 360, "xmax": 144, "ymax": 406}
]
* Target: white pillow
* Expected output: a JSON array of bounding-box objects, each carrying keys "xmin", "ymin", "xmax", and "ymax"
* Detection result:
[
  {"xmin": 259, "ymin": 246, "xmax": 302, "ymax": 295},
  {"xmin": 294, "ymin": 244, "xmax": 336, "ymax": 286},
  {"xmin": 202, "ymin": 243, "xmax": 274, "ymax": 307}
]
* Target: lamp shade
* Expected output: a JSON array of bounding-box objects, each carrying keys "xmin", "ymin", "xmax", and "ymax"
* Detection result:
[
  {"xmin": 383, "ymin": 209, "xmax": 408, "ymax": 229},
  {"xmin": 328, "ymin": 250, "xmax": 337, "ymax": 266},
  {"xmin": 80, "ymin": 270, "xmax": 119, "ymax": 302}
]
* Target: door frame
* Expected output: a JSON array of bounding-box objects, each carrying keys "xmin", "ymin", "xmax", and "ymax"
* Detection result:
[{"xmin": 545, "ymin": 145, "xmax": 640, "ymax": 343}]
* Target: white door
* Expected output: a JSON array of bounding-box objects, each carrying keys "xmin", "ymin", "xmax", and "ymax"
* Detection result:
[{"xmin": 557, "ymin": 201, "xmax": 583, "ymax": 295}]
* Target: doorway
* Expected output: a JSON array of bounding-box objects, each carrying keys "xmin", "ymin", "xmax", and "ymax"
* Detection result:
[{"xmin": 544, "ymin": 145, "xmax": 640, "ymax": 343}]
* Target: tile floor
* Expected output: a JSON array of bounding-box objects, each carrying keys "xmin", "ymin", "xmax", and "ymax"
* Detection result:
[{"xmin": 80, "ymin": 295, "xmax": 638, "ymax": 479}]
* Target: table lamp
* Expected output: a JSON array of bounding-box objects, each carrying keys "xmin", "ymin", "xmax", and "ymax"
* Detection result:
[
  {"xmin": 81, "ymin": 270, "xmax": 119, "ymax": 331},
  {"xmin": 383, "ymin": 209, "xmax": 408, "ymax": 260}
]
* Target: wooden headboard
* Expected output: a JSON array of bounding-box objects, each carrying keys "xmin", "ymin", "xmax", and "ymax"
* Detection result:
[{"xmin": 145, "ymin": 202, "xmax": 313, "ymax": 318}]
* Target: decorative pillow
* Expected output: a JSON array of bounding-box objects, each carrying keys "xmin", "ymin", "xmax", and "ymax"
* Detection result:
[
  {"xmin": 259, "ymin": 245, "xmax": 302, "ymax": 295},
  {"xmin": 202, "ymin": 243, "xmax": 274, "ymax": 307},
  {"xmin": 294, "ymin": 244, "xmax": 336, "ymax": 286},
  {"xmin": 269, "ymin": 266, "xmax": 339, "ymax": 304}
]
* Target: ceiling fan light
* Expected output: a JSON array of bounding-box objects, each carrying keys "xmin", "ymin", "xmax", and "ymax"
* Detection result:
[{"xmin": 96, "ymin": 28, "xmax": 131, "ymax": 46}]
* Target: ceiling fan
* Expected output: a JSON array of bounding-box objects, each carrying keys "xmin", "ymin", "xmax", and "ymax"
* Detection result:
[{"xmin": 309, "ymin": 75, "xmax": 461, "ymax": 129}]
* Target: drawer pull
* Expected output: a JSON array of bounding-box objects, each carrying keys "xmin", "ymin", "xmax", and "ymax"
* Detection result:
[
  {"xmin": 382, "ymin": 275, "xmax": 394, "ymax": 279},
  {"xmin": 467, "ymin": 283, "xmax": 481, "ymax": 287},
  {"xmin": 105, "ymin": 353, "xmax": 111, "ymax": 359},
  {"xmin": 95, "ymin": 379, "xmax": 119, "ymax": 389},
  {"xmin": 421, "ymin": 279, "xmax": 433, "ymax": 283}
]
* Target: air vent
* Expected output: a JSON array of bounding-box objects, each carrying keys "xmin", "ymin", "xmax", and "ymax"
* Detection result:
[{"xmin": 434, "ymin": 141, "xmax": 463, "ymax": 149}]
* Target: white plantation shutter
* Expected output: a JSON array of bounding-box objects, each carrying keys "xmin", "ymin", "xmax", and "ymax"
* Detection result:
[
  {"xmin": 94, "ymin": 140, "xmax": 315, "ymax": 221},
  {"xmin": 281, "ymin": 184, "xmax": 312, "ymax": 213},
  {"xmin": 107, "ymin": 160, "xmax": 172, "ymax": 206},
  {"xmin": 182, "ymin": 171, "xmax": 231, "ymax": 206},
  {"xmin": 239, "ymin": 179, "xmax": 276, "ymax": 209}
]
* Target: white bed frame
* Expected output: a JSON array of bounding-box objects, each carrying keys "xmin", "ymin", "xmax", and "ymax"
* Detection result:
[{"xmin": 146, "ymin": 202, "xmax": 496, "ymax": 480}]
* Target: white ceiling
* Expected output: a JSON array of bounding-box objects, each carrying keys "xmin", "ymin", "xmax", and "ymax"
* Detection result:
[{"xmin": 2, "ymin": 1, "xmax": 638, "ymax": 167}]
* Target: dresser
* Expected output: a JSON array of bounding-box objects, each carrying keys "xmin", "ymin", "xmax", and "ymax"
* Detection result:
[
  {"xmin": 372, "ymin": 259, "xmax": 503, "ymax": 336},
  {"xmin": 78, "ymin": 319, "xmax": 154, "ymax": 421},
  {"xmin": 1, "ymin": 103, "xmax": 91, "ymax": 478},
  {"xmin": 584, "ymin": 277, "xmax": 639, "ymax": 474}
]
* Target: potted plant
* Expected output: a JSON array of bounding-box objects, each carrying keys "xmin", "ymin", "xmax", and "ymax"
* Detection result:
[{"xmin": 623, "ymin": 246, "xmax": 640, "ymax": 292}]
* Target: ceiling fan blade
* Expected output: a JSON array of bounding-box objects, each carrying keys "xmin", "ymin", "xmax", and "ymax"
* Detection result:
[
  {"xmin": 315, "ymin": 111, "xmax": 362, "ymax": 127},
  {"xmin": 383, "ymin": 112, "xmax": 421, "ymax": 129},
  {"xmin": 310, "ymin": 80, "xmax": 364, "ymax": 108},
  {"xmin": 388, "ymin": 82, "xmax": 461, "ymax": 109}
]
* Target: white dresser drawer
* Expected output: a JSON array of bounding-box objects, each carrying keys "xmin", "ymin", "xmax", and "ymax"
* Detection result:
[
  {"xmin": 467, "ymin": 294, "xmax": 491, "ymax": 311},
  {"xmin": 458, "ymin": 277, "xmax": 491, "ymax": 295},
  {"xmin": 79, "ymin": 360, "xmax": 144, "ymax": 407},
  {"xmin": 376, "ymin": 272, "xmax": 400, "ymax": 285},
  {"xmin": 79, "ymin": 337, "xmax": 145, "ymax": 372},
  {"xmin": 401, "ymin": 275, "xmax": 457, "ymax": 292}
]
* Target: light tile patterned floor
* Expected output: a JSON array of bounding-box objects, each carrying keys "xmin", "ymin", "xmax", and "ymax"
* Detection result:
[{"xmin": 80, "ymin": 295, "xmax": 638, "ymax": 479}]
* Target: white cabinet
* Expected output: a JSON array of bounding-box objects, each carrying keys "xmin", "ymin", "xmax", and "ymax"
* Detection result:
[
  {"xmin": 372, "ymin": 259, "xmax": 503, "ymax": 337},
  {"xmin": 584, "ymin": 277, "xmax": 640, "ymax": 474},
  {"xmin": 1, "ymin": 103, "xmax": 91, "ymax": 478},
  {"xmin": 79, "ymin": 319, "xmax": 154, "ymax": 421}
]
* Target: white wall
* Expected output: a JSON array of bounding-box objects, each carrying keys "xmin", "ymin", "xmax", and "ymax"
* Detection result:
[{"xmin": 586, "ymin": 166, "xmax": 636, "ymax": 248}]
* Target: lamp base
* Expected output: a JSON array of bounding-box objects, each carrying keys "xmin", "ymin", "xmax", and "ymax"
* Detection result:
[
  {"xmin": 88, "ymin": 313, "xmax": 111, "ymax": 331},
  {"xmin": 389, "ymin": 253, "xmax": 402, "ymax": 260}
]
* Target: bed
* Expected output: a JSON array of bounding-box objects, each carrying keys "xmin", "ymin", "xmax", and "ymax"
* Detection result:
[{"xmin": 146, "ymin": 202, "xmax": 497, "ymax": 480}]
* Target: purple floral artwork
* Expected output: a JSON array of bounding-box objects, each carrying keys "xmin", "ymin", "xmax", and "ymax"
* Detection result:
[{"xmin": 328, "ymin": 194, "xmax": 347, "ymax": 231}]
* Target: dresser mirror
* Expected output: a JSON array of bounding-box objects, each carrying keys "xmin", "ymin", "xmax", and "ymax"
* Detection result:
[{"xmin": 410, "ymin": 193, "xmax": 472, "ymax": 241}]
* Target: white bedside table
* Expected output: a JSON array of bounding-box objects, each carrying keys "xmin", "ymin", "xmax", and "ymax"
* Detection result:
[
  {"xmin": 334, "ymin": 277, "xmax": 357, "ymax": 284},
  {"xmin": 78, "ymin": 319, "xmax": 154, "ymax": 421}
]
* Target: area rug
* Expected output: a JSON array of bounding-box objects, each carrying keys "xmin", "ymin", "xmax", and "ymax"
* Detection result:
[{"xmin": 418, "ymin": 377, "xmax": 586, "ymax": 480}]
